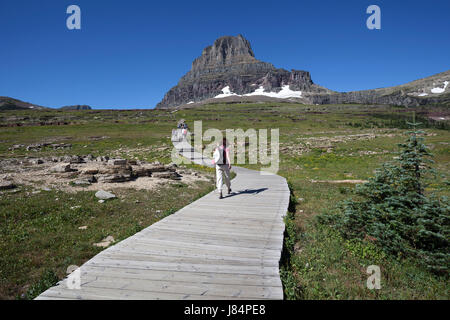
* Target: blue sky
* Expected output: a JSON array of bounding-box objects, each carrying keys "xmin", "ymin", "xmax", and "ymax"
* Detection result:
[{"xmin": 0, "ymin": 0, "xmax": 449, "ymax": 109}]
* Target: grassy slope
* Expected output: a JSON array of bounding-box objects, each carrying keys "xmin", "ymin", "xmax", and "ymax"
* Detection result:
[{"xmin": 0, "ymin": 103, "xmax": 448, "ymax": 299}]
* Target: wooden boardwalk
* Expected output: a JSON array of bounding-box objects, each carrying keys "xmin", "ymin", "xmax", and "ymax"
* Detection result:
[{"xmin": 35, "ymin": 131, "xmax": 289, "ymax": 300}]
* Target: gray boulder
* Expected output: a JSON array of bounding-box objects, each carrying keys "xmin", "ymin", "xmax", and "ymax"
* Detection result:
[
  {"xmin": 108, "ymin": 159, "xmax": 127, "ymax": 166},
  {"xmin": 50, "ymin": 163, "xmax": 73, "ymax": 173},
  {"xmin": 152, "ymin": 171, "xmax": 182, "ymax": 180},
  {"xmin": 72, "ymin": 179, "xmax": 91, "ymax": 186},
  {"xmin": 95, "ymin": 190, "xmax": 116, "ymax": 200}
]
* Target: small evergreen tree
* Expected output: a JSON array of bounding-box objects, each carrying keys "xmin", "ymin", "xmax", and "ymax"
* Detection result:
[{"xmin": 326, "ymin": 122, "xmax": 449, "ymax": 274}]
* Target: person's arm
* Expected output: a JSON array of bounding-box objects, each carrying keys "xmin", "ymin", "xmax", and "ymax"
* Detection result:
[{"xmin": 226, "ymin": 147, "xmax": 231, "ymax": 168}]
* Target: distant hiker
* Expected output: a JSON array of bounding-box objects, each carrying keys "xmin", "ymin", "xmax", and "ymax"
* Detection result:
[
  {"xmin": 177, "ymin": 119, "xmax": 186, "ymax": 129},
  {"xmin": 213, "ymin": 137, "xmax": 232, "ymax": 199}
]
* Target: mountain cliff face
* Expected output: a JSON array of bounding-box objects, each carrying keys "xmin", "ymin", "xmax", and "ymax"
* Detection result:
[
  {"xmin": 156, "ymin": 35, "xmax": 328, "ymax": 108},
  {"xmin": 156, "ymin": 35, "xmax": 449, "ymax": 109}
]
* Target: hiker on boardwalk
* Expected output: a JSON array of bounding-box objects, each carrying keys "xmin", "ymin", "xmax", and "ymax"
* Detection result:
[
  {"xmin": 176, "ymin": 119, "xmax": 188, "ymax": 139},
  {"xmin": 213, "ymin": 137, "xmax": 232, "ymax": 199},
  {"xmin": 182, "ymin": 123, "xmax": 188, "ymax": 137}
]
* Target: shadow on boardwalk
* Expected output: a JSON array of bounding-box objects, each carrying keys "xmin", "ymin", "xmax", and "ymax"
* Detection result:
[{"xmin": 222, "ymin": 188, "xmax": 268, "ymax": 199}]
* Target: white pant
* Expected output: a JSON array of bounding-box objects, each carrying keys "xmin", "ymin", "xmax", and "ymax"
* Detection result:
[{"xmin": 216, "ymin": 165, "xmax": 231, "ymax": 192}]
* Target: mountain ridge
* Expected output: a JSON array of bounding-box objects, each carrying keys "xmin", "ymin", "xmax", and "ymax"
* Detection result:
[
  {"xmin": 0, "ymin": 97, "xmax": 48, "ymax": 111},
  {"xmin": 156, "ymin": 35, "xmax": 449, "ymax": 109},
  {"xmin": 0, "ymin": 97, "xmax": 95, "ymax": 111}
]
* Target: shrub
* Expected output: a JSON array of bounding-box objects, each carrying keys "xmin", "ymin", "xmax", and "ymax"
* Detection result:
[{"xmin": 322, "ymin": 123, "xmax": 449, "ymax": 274}]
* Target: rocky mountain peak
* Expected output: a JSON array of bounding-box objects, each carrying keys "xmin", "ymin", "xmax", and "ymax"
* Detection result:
[
  {"xmin": 156, "ymin": 34, "xmax": 322, "ymax": 108},
  {"xmin": 192, "ymin": 34, "xmax": 256, "ymax": 71}
]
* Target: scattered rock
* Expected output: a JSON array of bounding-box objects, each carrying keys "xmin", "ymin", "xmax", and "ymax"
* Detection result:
[
  {"xmin": 84, "ymin": 154, "xmax": 95, "ymax": 162},
  {"xmin": 152, "ymin": 171, "xmax": 182, "ymax": 180},
  {"xmin": 0, "ymin": 181, "xmax": 16, "ymax": 190},
  {"xmin": 108, "ymin": 159, "xmax": 127, "ymax": 166},
  {"xmin": 72, "ymin": 179, "xmax": 91, "ymax": 186},
  {"xmin": 69, "ymin": 156, "xmax": 84, "ymax": 164},
  {"xmin": 97, "ymin": 174, "xmax": 132, "ymax": 183},
  {"xmin": 50, "ymin": 163, "xmax": 73, "ymax": 173},
  {"xmin": 31, "ymin": 159, "xmax": 44, "ymax": 165},
  {"xmin": 8, "ymin": 144, "xmax": 25, "ymax": 151},
  {"xmin": 81, "ymin": 167, "xmax": 99, "ymax": 175},
  {"xmin": 48, "ymin": 143, "xmax": 72, "ymax": 150},
  {"xmin": 0, "ymin": 154, "xmax": 192, "ymax": 193},
  {"xmin": 95, "ymin": 190, "xmax": 116, "ymax": 200},
  {"xmin": 1, "ymin": 174, "xmax": 14, "ymax": 181},
  {"xmin": 78, "ymin": 226, "xmax": 88, "ymax": 230},
  {"xmin": 86, "ymin": 175, "xmax": 97, "ymax": 183},
  {"xmin": 88, "ymin": 136, "xmax": 109, "ymax": 141},
  {"xmin": 148, "ymin": 163, "xmax": 176, "ymax": 173},
  {"xmin": 93, "ymin": 235, "xmax": 115, "ymax": 248},
  {"xmin": 168, "ymin": 163, "xmax": 178, "ymax": 168},
  {"xmin": 131, "ymin": 165, "xmax": 149, "ymax": 177},
  {"xmin": 26, "ymin": 144, "xmax": 43, "ymax": 151}
]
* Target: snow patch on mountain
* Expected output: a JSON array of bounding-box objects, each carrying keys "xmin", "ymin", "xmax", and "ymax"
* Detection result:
[
  {"xmin": 244, "ymin": 85, "xmax": 302, "ymax": 98},
  {"xmin": 431, "ymin": 81, "xmax": 449, "ymax": 94},
  {"xmin": 214, "ymin": 86, "xmax": 238, "ymax": 98},
  {"xmin": 214, "ymin": 85, "xmax": 303, "ymax": 100}
]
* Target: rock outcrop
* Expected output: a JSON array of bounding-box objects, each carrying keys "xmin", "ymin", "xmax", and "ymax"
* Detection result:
[{"xmin": 156, "ymin": 34, "xmax": 328, "ymax": 108}]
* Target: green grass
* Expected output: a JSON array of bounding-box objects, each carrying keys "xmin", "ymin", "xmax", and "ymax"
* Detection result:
[{"xmin": 0, "ymin": 181, "xmax": 213, "ymax": 299}]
